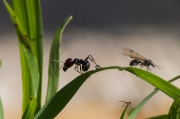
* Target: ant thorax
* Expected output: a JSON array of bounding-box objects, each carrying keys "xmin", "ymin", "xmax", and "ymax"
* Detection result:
[{"xmin": 142, "ymin": 59, "xmax": 153, "ymax": 67}]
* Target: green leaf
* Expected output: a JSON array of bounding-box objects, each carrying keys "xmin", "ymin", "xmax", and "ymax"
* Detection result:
[
  {"xmin": 21, "ymin": 45, "xmax": 39, "ymax": 98},
  {"xmin": 3, "ymin": 0, "xmax": 32, "ymax": 112},
  {"xmin": 120, "ymin": 106, "xmax": 128, "ymax": 119},
  {"xmin": 20, "ymin": 45, "xmax": 39, "ymax": 118},
  {"xmin": 147, "ymin": 115, "xmax": 168, "ymax": 119},
  {"xmin": 12, "ymin": 0, "xmax": 43, "ymax": 111},
  {"xmin": 128, "ymin": 89, "xmax": 159, "ymax": 119},
  {"xmin": 45, "ymin": 16, "xmax": 72, "ymax": 103},
  {"xmin": 0, "ymin": 97, "xmax": 4, "ymax": 119},
  {"xmin": 35, "ymin": 67, "xmax": 123, "ymax": 119},
  {"xmin": 0, "ymin": 61, "xmax": 2, "ymax": 67},
  {"xmin": 126, "ymin": 67, "xmax": 180, "ymax": 99},
  {"xmin": 22, "ymin": 96, "xmax": 37, "ymax": 119},
  {"xmin": 35, "ymin": 66, "xmax": 180, "ymax": 118},
  {"xmin": 3, "ymin": 0, "xmax": 40, "ymax": 116},
  {"xmin": 129, "ymin": 75, "xmax": 180, "ymax": 119},
  {"xmin": 34, "ymin": 70, "xmax": 92, "ymax": 119},
  {"xmin": 167, "ymin": 98, "xmax": 180, "ymax": 119}
]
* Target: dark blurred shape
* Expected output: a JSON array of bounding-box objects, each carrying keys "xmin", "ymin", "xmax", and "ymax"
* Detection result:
[{"xmin": 1, "ymin": 0, "xmax": 180, "ymax": 31}]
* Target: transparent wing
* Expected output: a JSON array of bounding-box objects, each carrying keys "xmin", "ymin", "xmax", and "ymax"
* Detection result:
[{"xmin": 122, "ymin": 47, "xmax": 146, "ymax": 61}]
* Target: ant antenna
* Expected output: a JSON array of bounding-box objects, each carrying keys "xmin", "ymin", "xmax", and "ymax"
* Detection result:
[
  {"xmin": 155, "ymin": 65, "xmax": 162, "ymax": 69},
  {"xmin": 51, "ymin": 60, "xmax": 64, "ymax": 74}
]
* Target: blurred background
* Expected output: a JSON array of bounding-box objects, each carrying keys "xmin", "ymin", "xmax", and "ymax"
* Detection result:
[{"xmin": 1, "ymin": 0, "xmax": 180, "ymax": 118}]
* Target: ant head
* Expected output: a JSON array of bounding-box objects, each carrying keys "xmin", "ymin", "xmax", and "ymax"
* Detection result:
[{"xmin": 62, "ymin": 65, "xmax": 68, "ymax": 72}]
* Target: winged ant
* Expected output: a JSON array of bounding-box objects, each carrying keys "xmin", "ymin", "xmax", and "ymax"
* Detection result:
[
  {"xmin": 122, "ymin": 47, "xmax": 161, "ymax": 72},
  {"xmin": 52, "ymin": 55, "xmax": 100, "ymax": 74}
]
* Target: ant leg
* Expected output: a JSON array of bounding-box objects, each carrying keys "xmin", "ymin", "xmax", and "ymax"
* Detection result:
[
  {"xmin": 79, "ymin": 64, "xmax": 83, "ymax": 74},
  {"xmin": 87, "ymin": 55, "xmax": 101, "ymax": 67},
  {"xmin": 122, "ymin": 70, "xmax": 127, "ymax": 75},
  {"xmin": 74, "ymin": 64, "xmax": 83, "ymax": 74},
  {"xmin": 147, "ymin": 67, "xmax": 151, "ymax": 72},
  {"xmin": 155, "ymin": 65, "xmax": 162, "ymax": 69}
]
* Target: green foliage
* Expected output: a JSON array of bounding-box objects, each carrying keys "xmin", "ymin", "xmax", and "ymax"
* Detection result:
[
  {"xmin": 0, "ymin": 62, "xmax": 3, "ymax": 119},
  {"xmin": 120, "ymin": 106, "xmax": 128, "ymax": 119},
  {"xmin": 128, "ymin": 75, "xmax": 180, "ymax": 119},
  {"xmin": 148, "ymin": 115, "xmax": 168, "ymax": 119},
  {"xmin": 3, "ymin": 0, "xmax": 40, "ymax": 117},
  {"xmin": 3, "ymin": 0, "xmax": 180, "ymax": 119},
  {"xmin": 167, "ymin": 98, "xmax": 180, "ymax": 119},
  {"xmin": 45, "ymin": 16, "xmax": 72, "ymax": 103},
  {"xmin": 126, "ymin": 67, "xmax": 180, "ymax": 99},
  {"xmin": 0, "ymin": 97, "xmax": 4, "ymax": 119}
]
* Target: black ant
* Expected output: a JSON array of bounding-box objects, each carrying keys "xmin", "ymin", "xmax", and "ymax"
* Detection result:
[{"xmin": 52, "ymin": 55, "xmax": 100, "ymax": 74}]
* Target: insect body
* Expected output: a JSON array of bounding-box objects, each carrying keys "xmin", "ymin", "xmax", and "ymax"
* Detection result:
[
  {"xmin": 56, "ymin": 55, "xmax": 100, "ymax": 74},
  {"xmin": 122, "ymin": 47, "xmax": 160, "ymax": 71},
  {"xmin": 129, "ymin": 59, "xmax": 142, "ymax": 67}
]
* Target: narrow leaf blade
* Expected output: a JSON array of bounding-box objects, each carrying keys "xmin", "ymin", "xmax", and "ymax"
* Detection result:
[
  {"xmin": 129, "ymin": 75, "xmax": 180, "ymax": 119},
  {"xmin": 22, "ymin": 97, "xmax": 37, "ymax": 119},
  {"xmin": 45, "ymin": 16, "xmax": 72, "ymax": 103},
  {"xmin": 120, "ymin": 107, "xmax": 128, "ymax": 119},
  {"xmin": 3, "ymin": 0, "xmax": 40, "ymax": 116},
  {"xmin": 126, "ymin": 67, "xmax": 180, "ymax": 99},
  {"xmin": 0, "ymin": 97, "xmax": 4, "ymax": 119},
  {"xmin": 35, "ymin": 72, "xmax": 91, "ymax": 119},
  {"xmin": 167, "ymin": 98, "xmax": 180, "ymax": 119}
]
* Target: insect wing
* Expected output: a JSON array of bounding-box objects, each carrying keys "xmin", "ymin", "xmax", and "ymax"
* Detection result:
[{"xmin": 122, "ymin": 47, "xmax": 146, "ymax": 61}]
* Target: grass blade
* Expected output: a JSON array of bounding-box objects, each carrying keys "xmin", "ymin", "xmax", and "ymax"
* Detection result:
[
  {"xmin": 147, "ymin": 115, "xmax": 168, "ymax": 119},
  {"xmin": 128, "ymin": 89, "xmax": 159, "ymax": 119},
  {"xmin": 167, "ymin": 98, "xmax": 180, "ymax": 119},
  {"xmin": 0, "ymin": 63, "xmax": 3, "ymax": 119},
  {"xmin": 33, "ymin": 66, "xmax": 180, "ymax": 118},
  {"xmin": 35, "ymin": 71, "xmax": 92, "ymax": 119},
  {"xmin": 21, "ymin": 45, "xmax": 39, "ymax": 98},
  {"xmin": 126, "ymin": 67, "xmax": 180, "ymax": 99},
  {"xmin": 22, "ymin": 96, "xmax": 37, "ymax": 119},
  {"xmin": 35, "ymin": 67, "xmax": 124, "ymax": 118},
  {"xmin": 3, "ymin": 0, "xmax": 32, "ymax": 113},
  {"xmin": 3, "ymin": 0, "xmax": 40, "ymax": 117},
  {"xmin": 0, "ymin": 97, "xmax": 4, "ymax": 119},
  {"xmin": 12, "ymin": 0, "xmax": 43, "ymax": 111},
  {"xmin": 45, "ymin": 16, "xmax": 72, "ymax": 103},
  {"xmin": 129, "ymin": 75, "xmax": 180, "ymax": 119},
  {"xmin": 120, "ymin": 107, "xmax": 128, "ymax": 119}
]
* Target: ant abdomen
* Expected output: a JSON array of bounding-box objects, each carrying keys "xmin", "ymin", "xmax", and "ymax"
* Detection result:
[{"xmin": 63, "ymin": 58, "xmax": 74, "ymax": 72}]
